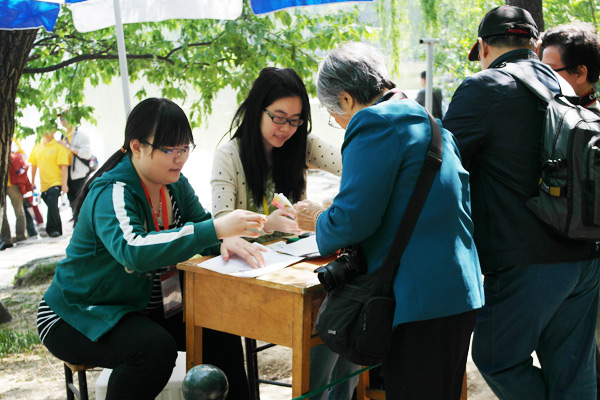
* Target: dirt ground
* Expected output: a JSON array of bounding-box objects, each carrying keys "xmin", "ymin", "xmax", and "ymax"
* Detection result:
[
  {"xmin": 0, "ymin": 282, "xmax": 293, "ymax": 400},
  {"xmin": 0, "ymin": 341, "xmax": 292, "ymax": 400},
  {"xmin": 0, "ymin": 282, "xmax": 496, "ymax": 400}
]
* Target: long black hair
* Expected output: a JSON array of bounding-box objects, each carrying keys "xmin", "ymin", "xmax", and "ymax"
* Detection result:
[
  {"xmin": 229, "ymin": 67, "xmax": 312, "ymax": 207},
  {"xmin": 72, "ymin": 98, "xmax": 194, "ymax": 224}
]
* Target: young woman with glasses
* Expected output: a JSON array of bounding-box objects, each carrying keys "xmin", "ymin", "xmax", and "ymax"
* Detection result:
[
  {"xmin": 211, "ymin": 67, "xmax": 342, "ymax": 242},
  {"xmin": 37, "ymin": 97, "xmax": 266, "ymax": 399},
  {"xmin": 211, "ymin": 67, "xmax": 360, "ymax": 400}
]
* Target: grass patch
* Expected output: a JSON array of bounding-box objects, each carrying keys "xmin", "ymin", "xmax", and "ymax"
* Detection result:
[
  {"xmin": 13, "ymin": 262, "xmax": 56, "ymax": 287},
  {"xmin": 0, "ymin": 328, "xmax": 40, "ymax": 357}
]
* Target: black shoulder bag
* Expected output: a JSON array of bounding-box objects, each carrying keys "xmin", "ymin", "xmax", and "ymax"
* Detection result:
[{"xmin": 315, "ymin": 110, "xmax": 443, "ymax": 365}]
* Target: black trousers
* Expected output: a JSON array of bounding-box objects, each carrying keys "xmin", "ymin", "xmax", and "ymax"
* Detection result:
[
  {"xmin": 23, "ymin": 201, "xmax": 38, "ymax": 236},
  {"xmin": 41, "ymin": 186, "xmax": 62, "ymax": 235},
  {"xmin": 382, "ymin": 309, "xmax": 477, "ymax": 400},
  {"xmin": 42, "ymin": 308, "xmax": 251, "ymax": 400},
  {"xmin": 67, "ymin": 175, "xmax": 87, "ymax": 209}
]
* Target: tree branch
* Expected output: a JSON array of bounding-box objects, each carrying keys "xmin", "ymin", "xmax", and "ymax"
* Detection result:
[
  {"xmin": 23, "ymin": 52, "xmax": 175, "ymax": 74},
  {"xmin": 165, "ymin": 31, "xmax": 226, "ymax": 59}
]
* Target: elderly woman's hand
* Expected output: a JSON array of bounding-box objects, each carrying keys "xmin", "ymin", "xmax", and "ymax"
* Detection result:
[{"xmin": 294, "ymin": 200, "xmax": 326, "ymax": 232}]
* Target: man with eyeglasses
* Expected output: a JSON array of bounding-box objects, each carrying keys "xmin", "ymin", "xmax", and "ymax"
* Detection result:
[
  {"xmin": 541, "ymin": 21, "xmax": 600, "ymax": 398},
  {"xmin": 541, "ymin": 22, "xmax": 600, "ymax": 114}
]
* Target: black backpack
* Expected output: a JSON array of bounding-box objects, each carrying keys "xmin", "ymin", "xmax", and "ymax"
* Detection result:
[{"xmin": 502, "ymin": 63, "xmax": 600, "ymax": 241}]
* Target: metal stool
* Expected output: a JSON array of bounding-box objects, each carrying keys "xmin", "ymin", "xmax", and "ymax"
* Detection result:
[
  {"xmin": 64, "ymin": 362, "xmax": 92, "ymax": 400},
  {"xmin": 244, "ymin": 338, "xmax": 292, "ymax": 400}
]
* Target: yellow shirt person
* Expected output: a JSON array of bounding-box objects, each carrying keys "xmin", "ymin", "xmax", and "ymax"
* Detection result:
[
  {"xmin": 28, "ymin": 131, "xmax": 71, "ymax": 238},
  {"xmin": 29, "ymin": 133, "xmax": 71, "ymax": 192}
]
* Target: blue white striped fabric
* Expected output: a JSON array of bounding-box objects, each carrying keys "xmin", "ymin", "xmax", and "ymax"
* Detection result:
[
  {"xmin": 0, "ymin": 0, "xmax": 88, "ymax": 32},
  {"xmin": 0, "ymin": 0, "xmax": 371, "ymax": 33},
  {"xmin": 0, "ymin": 0, "xmax": 60, "ymax": 31},
  {"xmin": 250, "ymin": 0, "xmax": 372, "ymax": 14}
]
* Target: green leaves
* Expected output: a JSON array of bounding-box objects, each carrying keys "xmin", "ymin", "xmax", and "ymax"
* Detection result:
[{"xmin": 17, "ymin": 1, "xmax": 373, "ymax": 137}]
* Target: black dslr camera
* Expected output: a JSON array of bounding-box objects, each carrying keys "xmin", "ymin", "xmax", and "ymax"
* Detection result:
[{"xmin": 315, "ymin": 246, "xmax": 367, "ymax": 292}]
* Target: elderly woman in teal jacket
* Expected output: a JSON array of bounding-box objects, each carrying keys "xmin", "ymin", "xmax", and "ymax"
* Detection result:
[
  {"xmin": 37, "ymin": 98, "xmax": 266, "ymax": 400},
  {"xmin": 295, "ymin": 43, "xmax": 484, "ymax": 400}
]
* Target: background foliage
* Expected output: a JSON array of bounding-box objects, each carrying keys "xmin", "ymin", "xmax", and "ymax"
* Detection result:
[
  {"xmin": 16, "ymin": 2, "xmax": 374, "ymax": 139},
  {"xmin": 376, "ymin": 0, "xmax": 598, "ymax": 99},
  {"xmin": 13, "ymin": 0, "xmax": 600, "ymax": 137}
]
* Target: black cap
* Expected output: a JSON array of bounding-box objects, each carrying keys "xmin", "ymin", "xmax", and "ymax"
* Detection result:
[{"xmin": 468, "ymin": 5, "xmax": 539, "ymax": 61}]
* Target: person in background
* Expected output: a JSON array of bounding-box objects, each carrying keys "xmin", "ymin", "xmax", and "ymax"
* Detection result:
[
  {"xmin": 37, "ymin": 98, "xmax": 266, "ymax": 400},
  {"xmin": 443, "ymin": 6, "xmax": 600, "ymax": 399},
  {"xmin": 541, "ymin": 22, "xmax": 600, "ymax": 113},
  {"xmin": 57, "ymin": 108, "xmax": 92, "ymax": 212},
  {"xmin": 10, "ymin": 139, "xmax": 43, "ymax": 238},
  {"xmin": 415, "ymin": 70, "xmax": 444, "ymax": 119},
  {"xmin": 29, "ymin": 128, "xmax": 70, "ymax": 238},
  {"xmin": 211, "ymin": 67, "xmax": 358, "ymax": 400},
  {"xmin": 295, "ymin": 42, "xmax": 484, "ymax": 399},
  {"xmin": 1, "ymin": 141, "xmax": 28, "ymax": 250}
]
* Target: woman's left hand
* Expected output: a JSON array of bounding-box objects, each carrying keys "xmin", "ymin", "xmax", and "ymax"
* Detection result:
[
  {"xmin": 294, "ymin": 200, "xmax": 326, "ymax": 232},
  {"xmin": 220, "ymin": 237, "xmax": 267, "ymax": 269},
  {"xmin": 263, "ymin": 209, "xmax": 303, "ymax": 235}
]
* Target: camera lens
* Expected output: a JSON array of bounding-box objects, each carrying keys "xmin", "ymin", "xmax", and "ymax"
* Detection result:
[{"xmin": 315, "ymin": 246, "xmax": 367, "ymax": 291}]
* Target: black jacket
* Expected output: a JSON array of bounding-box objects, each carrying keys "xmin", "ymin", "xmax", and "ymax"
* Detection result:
[
  {"xmin": 443, "ymin": 49, "xmax": 599, "ymax": 273},
  {"xmin": 416, "ymin": 87, "xmax": 444, "ymax": 119}
]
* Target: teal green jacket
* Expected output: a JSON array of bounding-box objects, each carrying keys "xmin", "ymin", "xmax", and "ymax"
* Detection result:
[{"xmin": 44, "ymin": 155, "xmax": 220, "ymax": 341}]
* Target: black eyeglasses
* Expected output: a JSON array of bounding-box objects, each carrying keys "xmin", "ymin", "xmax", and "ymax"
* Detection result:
[
  {"xmin": 140, "ymin": 139, "xmax": 196, "ymax": 157},
  {"xmin": 264, "ymin": 109, "xmax": 304, "ymax": 127},
  {"xmin": 552, "ymin": 66, "xmax": 570, "ymax": 72}
]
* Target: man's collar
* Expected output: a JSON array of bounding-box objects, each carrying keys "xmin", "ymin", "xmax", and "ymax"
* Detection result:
[{"xmin": 489, "ymin": 48, "xmax": 537, "ymax": 69}]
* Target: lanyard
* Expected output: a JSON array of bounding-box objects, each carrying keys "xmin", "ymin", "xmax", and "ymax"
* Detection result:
[
  {"xmin": 262, "ymin": 195, "xmax": 270, "ymax": 217},
  {"xmin": 140, "ymin": 180, "xmax": 168, "ymax": 231}
]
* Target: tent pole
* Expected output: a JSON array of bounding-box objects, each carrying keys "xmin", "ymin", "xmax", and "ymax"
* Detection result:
[
  {"xmin": 419, "ymin": 38, "xmax": 440, "ymax": 114},
  {"xmin": 113, "ymin": 0, "xmax": 131, "ymax": 115}
]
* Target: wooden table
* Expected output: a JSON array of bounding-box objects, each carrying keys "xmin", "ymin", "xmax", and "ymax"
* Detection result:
[
  {"xmin": 177, "ymin": 254, "xmax": 334, "ymax": 398},
  {"xmin": 178, "ymin": 254, "xmax": 468, "ymax": 399}
]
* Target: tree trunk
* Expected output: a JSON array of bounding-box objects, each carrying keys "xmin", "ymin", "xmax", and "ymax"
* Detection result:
[
  {"xmin": 0, "ymin": 29, "xmax": 37, "ymax": 208},
  {"xmin": 0, "ymin": 301, "xmax": 12, "ymax": 324},
  {"xmin": 0, "ymin": 29, "xmax": 38, "ymax": 324},
  {"xmin": 507, "ymin": 0, "xmax": 544, "ymax": 32}
]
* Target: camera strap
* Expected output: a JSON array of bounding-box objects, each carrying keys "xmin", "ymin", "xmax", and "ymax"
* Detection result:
[{"xmin": 372, "ymin": 110, "xmax": 443, "ymax": 298}]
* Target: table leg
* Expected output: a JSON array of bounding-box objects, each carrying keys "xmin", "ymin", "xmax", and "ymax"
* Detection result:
[
  {"xmin": 291, "ymin": 294, "xmax": 312, "ymax": 397},
  {"xmin": 461, "ymin": 371, "xmax": 467, "ymax": 400},
  {"xmin": 184, "ymin": 273, "xmax": 203, "ymax": 371}
]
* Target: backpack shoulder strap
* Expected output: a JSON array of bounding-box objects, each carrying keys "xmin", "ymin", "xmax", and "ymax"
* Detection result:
[{"xmin": 501, "ymin": 63, "xmax": 557, "ymax": 104}]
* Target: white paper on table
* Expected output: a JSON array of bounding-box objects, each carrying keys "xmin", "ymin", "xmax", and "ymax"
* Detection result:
[
  {"xmin": 195, "ymin": 243, "xmax": 303, "ymax": 278},
  {"xmin": 266, "ymin": 234, "xmax": 320, "ymax": 257}
]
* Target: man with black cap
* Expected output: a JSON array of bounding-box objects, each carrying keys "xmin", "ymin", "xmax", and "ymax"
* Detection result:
[{"xmin": 444, "ymin": 5, "xmax": 600, "ymax": 399}]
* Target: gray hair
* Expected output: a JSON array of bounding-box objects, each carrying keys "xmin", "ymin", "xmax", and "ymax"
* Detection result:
[{"xmin": 316, "ymin": 42, "xmax": 395, "ymax": 115}]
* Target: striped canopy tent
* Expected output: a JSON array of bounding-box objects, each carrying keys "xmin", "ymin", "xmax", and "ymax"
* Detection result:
[{"xmin": 0, "ymin": 0, "xmax": 373, "ymax": 114}]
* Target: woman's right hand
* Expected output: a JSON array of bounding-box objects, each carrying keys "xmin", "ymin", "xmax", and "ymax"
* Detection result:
[
  {"xmin": 220, "ymin": 237, "xmax": 267, "ymax": 269},
  {"xmin": 213, "ymin": 209, "xmax": 267, "ymax": 239},
  {"xmin": 263, "ymin": 209, "xmax": 303, "ymax": 235}
]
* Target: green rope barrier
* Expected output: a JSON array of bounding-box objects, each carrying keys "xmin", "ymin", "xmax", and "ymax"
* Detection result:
[{"xmin": 291, "ymin": 363, "xmax": 381, "ymax": 400}]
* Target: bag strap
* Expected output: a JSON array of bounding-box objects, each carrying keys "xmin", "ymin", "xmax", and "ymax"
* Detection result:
[
  {"xmin": 501, "ymin": 63, "xmax": 557, "ymax": 104},
  {"xmin": 372, "ymin": 110, "xmax": 443, "ymax": 297},
  {"xmin": 73, "ymin": 153, "xmax": 92, "ymax": 167}
]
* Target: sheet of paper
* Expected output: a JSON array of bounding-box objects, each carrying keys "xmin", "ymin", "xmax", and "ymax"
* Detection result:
[
  {"xmin": 195, "ymin": 243, "xmax": 303, "ymax": 278},
  {"xmin": 266, "ymin": 234, "xmax": 320, "ymax": 257}
]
